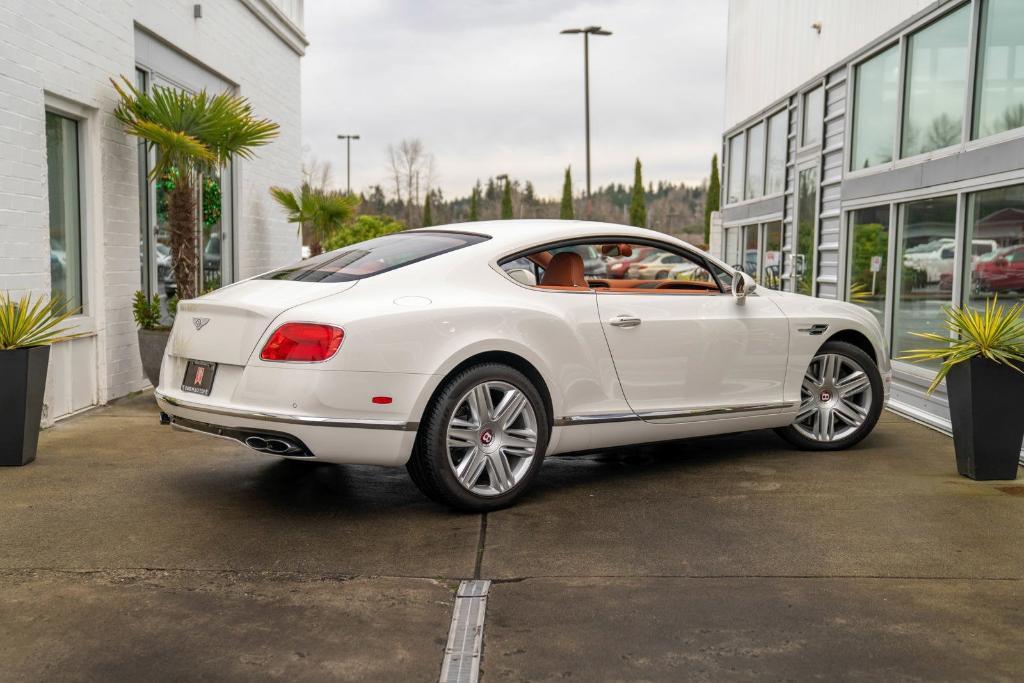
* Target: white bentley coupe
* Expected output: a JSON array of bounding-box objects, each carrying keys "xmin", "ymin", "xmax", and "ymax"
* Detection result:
[{"xmin": 156, "ymin": 220, "xmax": 891, "ymax": 511}]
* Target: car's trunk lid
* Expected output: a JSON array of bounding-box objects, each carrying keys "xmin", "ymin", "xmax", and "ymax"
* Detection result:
[{"xmin": 168, "ymin": 279, "xmax": 357, "ymax": 365}]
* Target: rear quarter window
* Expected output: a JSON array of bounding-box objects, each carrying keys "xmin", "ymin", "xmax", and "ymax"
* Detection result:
[{"xmin": 260, "ymin": 231, "xmax": 488, "ymax": 283}]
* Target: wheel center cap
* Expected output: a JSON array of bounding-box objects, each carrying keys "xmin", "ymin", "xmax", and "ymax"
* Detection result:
[
  {"xmin": 479, "ymin": 428, "xmax": 494, "ymax": 446},
  {"xmin": 820, "ymin": 390, "xmax": 833, "ymax": 402}
]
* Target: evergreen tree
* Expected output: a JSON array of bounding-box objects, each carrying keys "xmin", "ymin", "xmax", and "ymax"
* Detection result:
[
  {"xmin": 500, "ymin": 180, "xmax": 513, "ymax": 219},
  {"xmin": 468, "ymin": 183, "xmax": 479, "ymax": 221},
  {"xmin": 629, "ymin": 158, "xmax": 647, "ymax": 227},
  {"xmin": 422, "ymin": 190, "xmax": 433, "ymax": 227},
  {"xmin": 559, "ymin": 167, "xmax": 574, "ymax": 220},
  {"xmin": 705, "ymin": 153, "xmax": 721, "ymax": 244}
]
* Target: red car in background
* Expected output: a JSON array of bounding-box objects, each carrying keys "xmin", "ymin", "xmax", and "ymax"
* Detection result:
[{"xmin": 972, "ymin": 245, "xmax": 1024, "ymax": 292}]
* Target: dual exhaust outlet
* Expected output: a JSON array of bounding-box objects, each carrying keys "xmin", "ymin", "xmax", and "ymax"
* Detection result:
[{"xmin": 244, "ymin": 435, "xmax": 304, "ymax": 455}]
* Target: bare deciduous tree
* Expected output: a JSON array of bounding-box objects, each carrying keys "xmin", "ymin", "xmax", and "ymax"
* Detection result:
[{"xmin": 386, "ymin": 138, "xmax": 436, "ymax": 227}]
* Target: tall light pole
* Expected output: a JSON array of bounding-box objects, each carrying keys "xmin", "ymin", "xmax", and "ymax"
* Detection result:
[
  {"xmin": 336, "ymin": 134, "xmax": 360, "ymax": 194},
  {"xmin": 560, "ymin": 25, "xmax": 611, "ymax": 216}
]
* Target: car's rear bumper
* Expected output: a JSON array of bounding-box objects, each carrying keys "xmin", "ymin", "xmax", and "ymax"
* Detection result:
[{"xmin": 156, "ymin": 391, "xmax": 419, "ymax": 466}]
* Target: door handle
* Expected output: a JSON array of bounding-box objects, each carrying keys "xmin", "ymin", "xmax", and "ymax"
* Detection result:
[{"xmin": 609, "ymin": 315, "xmax": 642, "ymax": 328}]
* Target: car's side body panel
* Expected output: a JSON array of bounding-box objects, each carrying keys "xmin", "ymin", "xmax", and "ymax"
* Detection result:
[{"xmin": 155, "ymin": 220, "xmax": 890, "ymax": 469}]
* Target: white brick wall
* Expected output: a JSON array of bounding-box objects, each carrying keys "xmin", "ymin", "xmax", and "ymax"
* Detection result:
[{"xmin": 0, "ymin": 0, "xmax": 305, "ymax": 422}]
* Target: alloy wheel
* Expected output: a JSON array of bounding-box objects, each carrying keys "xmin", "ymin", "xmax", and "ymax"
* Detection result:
[
  {"xmin": 446, "ymin": 380, "xmax": 539, "ymax": 497},
  {"xmin": 792, "ymin": 352, "xmax": 874, "ymax": 443}
]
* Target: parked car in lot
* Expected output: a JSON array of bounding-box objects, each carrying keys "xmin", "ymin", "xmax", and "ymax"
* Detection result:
[
  {"xmin": 973, "ymin": 245, "xmax": 1024, "ymax": 292},
  {"xmin": 606, "ymin": 246, "xmax": 653, "ymax": 278},
  {"xmin": 157, "ymin": 220, "xmax": 890, "ymax": 511},
  {"xmin": 628, "ymin": 251, "xmax": 696, "ymax": 279}
]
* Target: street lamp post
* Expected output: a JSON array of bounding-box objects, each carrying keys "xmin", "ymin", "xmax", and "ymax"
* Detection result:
[
  {"xmin": 336, "ymin": 134, "xmax": 360, "ymax": 194},
  {"xmin": 560, "ymin": 25, "xmax": 611, "ymax": 217}
]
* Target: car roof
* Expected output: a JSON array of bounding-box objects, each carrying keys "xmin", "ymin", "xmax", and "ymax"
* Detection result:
[{"xmin": 411, "ymin": 219, "xmax": 703, "ymax": 255}]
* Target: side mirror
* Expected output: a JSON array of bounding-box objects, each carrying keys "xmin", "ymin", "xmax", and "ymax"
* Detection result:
[{"xmin": 732, "ymin": 271, "xmax": 757, "ymax": 302}]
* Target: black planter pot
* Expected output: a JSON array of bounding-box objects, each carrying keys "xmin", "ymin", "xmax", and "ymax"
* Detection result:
[
  {"xmin": 0, "ymin": 345, "xmax": 50, "ymax": 467},
  {"xmin": 137, "ymin": 328, "xmax": 170, "ymax": 388},
  {"xmin": 946, "ymin": 357, "xmax": 1024, "ymax": 480}
]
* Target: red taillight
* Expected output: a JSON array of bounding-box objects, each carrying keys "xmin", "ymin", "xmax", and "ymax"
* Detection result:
[{"xmin": 260, "ymin": 323, "xmax": 344, "ymax": 362}]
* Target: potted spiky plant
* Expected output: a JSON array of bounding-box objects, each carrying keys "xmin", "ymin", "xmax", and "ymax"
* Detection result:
[
  {"xmin": 133, "ymin": 291, "xmax": 172, "ymax": 388},
  {"xmin": 0, "ymin": 293, "xmax": 84, "ymax": 466},
  {"xmin": 901, "ymin": 297, "xmax": 1024, "ymax": 480}
]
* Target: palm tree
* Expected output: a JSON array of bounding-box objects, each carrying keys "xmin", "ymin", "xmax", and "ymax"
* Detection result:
[
  {"xmin": 269, "ymin": 184, "xmax": 359, "ymax": 256},
  {"xmin": 111, "ymin": 76, "xmax": 279, "ymax": 300}
]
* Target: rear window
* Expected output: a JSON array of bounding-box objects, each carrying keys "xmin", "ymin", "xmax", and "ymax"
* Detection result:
[{"xmin": 259, "ymin": 231, "xmax": 488, "ymax": 283}]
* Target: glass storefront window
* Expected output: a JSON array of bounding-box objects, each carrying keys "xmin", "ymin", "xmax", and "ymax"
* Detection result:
[
  {"xmin": 973, "ymin": 0, "xmax": 1024, "ymax": 139},
  {"xmin": 965, "ymin": 184, "xmax": 1024, "ymax": 312},
  {"xmin": 761, "ymin": 221, "xmax": 783, "ymax": 290},
  {"xmin": 724, "ymin": 227, "xmax": 741, "ymax": 270},
  {"xmin": 847, "ymin": 206, "xmax": 891, "ymax": 330},
  {"xmin": 802, "ymin": 86, "xmax": 824, "ymax": 147},
  {"xmin": 901, "ymin": 5, "xmax": 971, "ymax": 158},
  {"xmin": 744, "ymin": 122, "xmax": 765, "ymax": 200},
  {"xmin": 765, "ymin": 110, "xmax": 787, "ymax": 195},
  {"xmin": 742, "ymin": 224, "xmax": 758, "ymax": 275},
  {"xmin": 893, "ymin": 196, "xmax": 958, "ymax": 368},
  {"xmin": 45, "ymin": 112, "xmax": 82, "ymax": 310},
  {"xmin": 727, "ymin": 133, "xmax": 745, "ymax": 204},
  {"xmin": 201, "ymin": 170, "xmax": 225, "ymax": 292},
  {"xmin": 795, "ymin": 167, "xmax": 817, "ymax": 295},
  {"xmin": 852, "ymin": 45, "xmax": 900, "ymax": 170},
  {"xmin": 136, "ymin": 68, "xmax": 150, "ymax": 295}
]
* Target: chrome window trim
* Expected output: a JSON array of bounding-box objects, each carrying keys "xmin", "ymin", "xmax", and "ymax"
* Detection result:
[
  {"xmin": 156, "ymin": 391, "xmax": 419, "ymax": 431},
  {"xmin": 554, "ymin": 401, "xmax": 798, "ymax": 427}
]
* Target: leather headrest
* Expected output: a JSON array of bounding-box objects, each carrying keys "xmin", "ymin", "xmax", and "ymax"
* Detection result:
[{"xmin": 541, "ymin": 252, "xmax": 587, "ymax": 288}]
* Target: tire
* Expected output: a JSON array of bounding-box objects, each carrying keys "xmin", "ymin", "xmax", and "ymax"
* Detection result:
[
  {"xmin": 406, "ymin": 363, "xmax": 549, "ymax": 512},
  {"xmin": 774, "ymin": 340, "xmax": 883, "ymax": 451}
]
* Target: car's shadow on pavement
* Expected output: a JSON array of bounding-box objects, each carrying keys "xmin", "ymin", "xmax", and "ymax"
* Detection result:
[{"xmin": 171, "ymin": 427, "xmax": 893, "ymax": 517}]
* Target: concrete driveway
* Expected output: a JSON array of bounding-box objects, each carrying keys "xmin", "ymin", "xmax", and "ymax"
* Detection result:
[{"xmin": 0, "ymin": 393, "xmax": 1021, "ymax": 681}]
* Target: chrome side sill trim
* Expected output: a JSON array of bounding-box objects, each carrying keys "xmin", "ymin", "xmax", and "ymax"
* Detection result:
[
  {"xmin": 156, "ymin": 391, "xmax": 419, "ymax": 431},
  {"xmin": 554, "ymin": 401, "xmax": 797, "ymax": 427}
]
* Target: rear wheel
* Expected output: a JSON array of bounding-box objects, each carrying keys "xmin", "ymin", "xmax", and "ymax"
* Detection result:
[
  {"xmin": 774, "ymin": 341, "xmax": 882, "ymax": 451},
  {"xmin": 407, "ymin": 363, "xmax": 548, "ymax": 511}
]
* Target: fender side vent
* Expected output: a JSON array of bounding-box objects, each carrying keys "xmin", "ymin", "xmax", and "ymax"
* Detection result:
[{"xmin": 798, "ymin": 323, "xmax": 829, "ymax": 336}]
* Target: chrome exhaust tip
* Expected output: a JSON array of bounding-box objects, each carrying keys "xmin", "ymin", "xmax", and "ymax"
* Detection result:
[
  {"xmin": 244, "ymin": 436, "xmax": 269, "ymax": 451},
  {"xmin": 264, "ymin": 438, "xmax": 297, "ymax": 454}
]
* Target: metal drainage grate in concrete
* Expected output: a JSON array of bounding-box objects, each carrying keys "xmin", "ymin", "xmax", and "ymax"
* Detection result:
[{"xmin": 439, "ymin": 580, "xmax": 491, "ymax": 683}]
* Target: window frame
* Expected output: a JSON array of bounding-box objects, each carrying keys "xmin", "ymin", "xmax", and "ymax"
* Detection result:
[
  {"xmin": 43, "ymin": 93, "xmax": 97, "ymax": 337},
  {"xmin": 799, "ymin": 83, "xmax": 825, "ymax": 149},
  {"xmin": 897, "ymin": 1, "xmax": 976, "ymax": 163},
  {"xmin": 723, "ymin": 105, "xmax": 789, "ymax": 207},
  {"xmin": 495, "ymin": 236, "xmax": 731, "ymax": 295}
]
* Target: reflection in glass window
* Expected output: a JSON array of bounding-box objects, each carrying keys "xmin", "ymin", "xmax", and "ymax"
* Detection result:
[
  {"xmin": 965, "ymin": 184, "xmax": 1024, "ymax": 314},
  {"xmin": 744, "ymin": 122, "xmax": 765, "ymax": 200},
  {"xmin": 136, "ymin": 68, "xmax": 150, "ymax": 295},
  {"xmin": 727, "ymin": 133, "xmax": 745, "ymax": 204},
  {"xmin": 765, "ymin": 110, "xmax": 787, "ymax": 194},
  {"xmin": 802, "ymin": 86, "xmax": 824, "ymax": 147},
  {"xmin": 724, "ymin": 227, "xmax": 741, "ymax": 270},
  {"xmin": 893, "ymin": 196, "xmax": 957, "ymax": 368},
  {"xmin": 852, "ymin": 45, "xmax": 899, "ymax": 169},
  {"xmin": 743, "ymin": 224, "xmax": 758, "ymax": 276},
  {"xmin": 795, "ymin": 167, "xmax": 817, "ymax": 295},
  {"xmin": 45, "ymin": 112, "xmax": 82, "ymax": 310},
  {"xmin": 973, "ymin": 0, "xmax": 1024, "ymax": 139},
  {"xmin": 901, "ymin": 5, "xmax": 971, "ymax": 157},
  {"xmin": 761, "ymin": 221, "xmax": 783, "ymax": 290},
  {"xmin": 847, "ymin": 206, "xmax": 890, "ymax": 330}
]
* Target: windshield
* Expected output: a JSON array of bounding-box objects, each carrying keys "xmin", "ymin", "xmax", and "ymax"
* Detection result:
[{"xmin": 259, "ymin": 231, "xmax": 488, "ymax": 283}]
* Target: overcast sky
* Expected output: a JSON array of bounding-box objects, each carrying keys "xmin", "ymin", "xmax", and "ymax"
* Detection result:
[{"xmin": 301, "ymin": 0, "xmax": 728, "ymax": 200}]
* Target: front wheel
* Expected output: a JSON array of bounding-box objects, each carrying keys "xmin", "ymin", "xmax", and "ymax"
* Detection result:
[
  {"xmin": 407, "ymin": 363, "xmax": 549, "ymax": 511},
  {"xmin": 774, "ymin": 340, "xmax": 883, "ymax": 451}
]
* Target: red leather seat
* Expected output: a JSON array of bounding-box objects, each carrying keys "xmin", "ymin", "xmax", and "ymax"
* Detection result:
[{"xmin": 540, "ymin": 252, "xmax": 588, "ymax": 288}]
